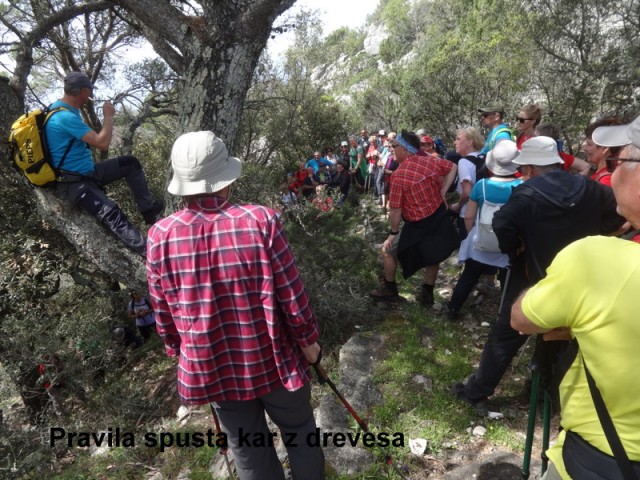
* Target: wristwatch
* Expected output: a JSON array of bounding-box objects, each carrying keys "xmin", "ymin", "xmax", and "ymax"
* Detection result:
[{"xmin": 389, "ymin": 230, "xmax": 399, "ymax": 235}]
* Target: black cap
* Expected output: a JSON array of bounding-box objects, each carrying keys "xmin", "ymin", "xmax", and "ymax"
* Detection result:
[{"xmin": 64, "ymin": 72, "xmax": 94, "ymax": 90}]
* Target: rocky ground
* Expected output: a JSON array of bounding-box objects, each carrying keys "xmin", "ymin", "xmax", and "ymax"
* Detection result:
[{"xmin": 0, "ymin": 188, "xmax": 556, "ymax": 479}]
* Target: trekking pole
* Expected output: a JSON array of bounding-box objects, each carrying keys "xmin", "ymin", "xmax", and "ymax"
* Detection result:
[
  {"xmin": 209, "ymin": 404, "xmax": 236, "ymax": 480},
  {"xmin": 521, "ymin": 363, "xmax": 540, "ymax": 480},
  {"xmin": 521, "ymin": 337, "xmax": 552, "ymax": 479},
  {"xmin": 541, "ymin": 389, "xmax": 551, "ymax": 475},
  {"xmin": 496, "ymin": 267, "xmax": 511, "ymax": 316},
  {"xmin": 312, "ymin": 363, "xmax": 410, "ymax": 480}
]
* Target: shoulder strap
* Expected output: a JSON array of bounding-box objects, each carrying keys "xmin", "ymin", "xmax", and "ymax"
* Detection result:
[
  {"xmin": 494, "ymin": 126, "xmax": 515, "ymax": 140},
  {"xmin": 44, "ymin": 107, "xmax": 73, "ymax": 173},
  {"xmin": 144, "ymin": 298, "xmax": 153, "ymax": 311},
  {"xmin": 463, "ymin": 154, "xmax": 483, "ymax": 167},
  {"xmin": 481, "ymin": 179, "xmax": 487, "ymax": 206},
  {"xmin": 488, "ymin": 127, "xmax": 514, "ymax": 150},
  {"xmin": 622, "ymin": 229, "xmax": 640, "ymax": 241},
  {"xmin": 580, "ymin": 347, "xmax": 639, "ymax": 480}
]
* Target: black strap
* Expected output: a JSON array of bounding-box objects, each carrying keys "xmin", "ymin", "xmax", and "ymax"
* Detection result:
[
  {"xmin": 43, "ymin": 107, "xmax": 74, "ymax": 176},
  {"xmin": 622, "ymin": 229, "xmax": 640, "ymax": 241},
  {"xmin": 56, "ymin": 139, "xmax": 74, "ymax": 174},
  {"xmin": 523, "ymin": 183, "xmax": 569, "ymax": 209},
  {"xmin": 581, "ymin": 350, "xmax": 639, "ymax": 480}
]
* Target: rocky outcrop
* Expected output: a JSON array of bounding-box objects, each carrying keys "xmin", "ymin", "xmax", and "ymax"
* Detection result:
[{"xmin": 314, "ymin": 332, "xmax": 386, "ymax": 475}]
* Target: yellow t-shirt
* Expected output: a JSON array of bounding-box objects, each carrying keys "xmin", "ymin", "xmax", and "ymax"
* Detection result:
[{"xmin": 521, "ymin": 236, "xmax": 640, "ymax": 479}]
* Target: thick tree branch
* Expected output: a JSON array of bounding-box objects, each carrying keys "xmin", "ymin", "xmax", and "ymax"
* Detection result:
[{"xmin": 9, "ymin": 1, "xmax": 113, "ymax": 101}]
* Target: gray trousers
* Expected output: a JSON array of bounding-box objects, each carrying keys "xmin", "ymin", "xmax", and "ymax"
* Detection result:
[
  {"xmin": 212, "ymin": 383, "xmax": 325, "ymax": 480},
  {"xmin": 56, "ymin": 156, "xmax": 152, "ymax": 255}
]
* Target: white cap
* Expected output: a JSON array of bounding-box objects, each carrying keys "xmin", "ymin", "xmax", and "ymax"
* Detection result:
[{"xmin": 592, "ymin": 116, "xmax": 640, "ymax": 148}]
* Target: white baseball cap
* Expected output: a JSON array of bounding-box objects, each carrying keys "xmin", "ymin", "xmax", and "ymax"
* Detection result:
[{"xmin": 592, "ymin": 116, "xmax": 640, "ymax": 148}]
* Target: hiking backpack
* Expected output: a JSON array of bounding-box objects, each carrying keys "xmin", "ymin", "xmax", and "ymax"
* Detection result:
[
  {"xmin": 472, "ymin": 180, "xmax": 504, "ymax": 252},
  {"xmin": 8, "ymin": 106, "xmax": 71, "ymax": 187},
  {"xmin": 464, "ymin": 153, "xmax": 489, "ymax": 181}
]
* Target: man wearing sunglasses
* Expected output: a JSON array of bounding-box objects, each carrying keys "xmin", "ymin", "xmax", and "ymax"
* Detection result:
[
  {"xmin": 478, "ymin": 103, "xmax": 515, "ymax": 154},
  {"xmin": 509, "ymin": 118, "xmax": 640, "ymax": 480}
]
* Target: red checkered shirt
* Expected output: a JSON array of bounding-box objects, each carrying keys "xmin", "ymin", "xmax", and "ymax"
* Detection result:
[
  {"xmin": 146, "ymin": 196, "xmax": 319, "ymax": 405},
  {"xmin": 389, "ymin": 154, "xmax": 453, "ymax": 221}
]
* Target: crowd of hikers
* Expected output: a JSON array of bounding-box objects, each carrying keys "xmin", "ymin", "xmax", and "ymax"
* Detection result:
[
  {"xmin": 278, "ymin": 103, "xmax": 640, "ymax": 480},
  {"xmin": 365, "ymin": 104, "xmax": 640, "ymax": 480},
  {"xmin": 23, "ymin": 71, "xmax": 640, "ymax": 480},
  {"xmin": 280, "ymin": 129, "xmax": 451, "ymax": 215}
]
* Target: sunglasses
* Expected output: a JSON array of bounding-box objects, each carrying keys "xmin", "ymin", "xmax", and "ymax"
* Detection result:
[
  {"xmin": 516, "ymin": 117, "xmax": 533, "ymax": 123},
  {"xmin": 481, "ymin": 112, "xmax": 497, "ymax": 118},
  {"xmin": 389, "ymin": 143, "xmax": 400, "ymax": 149},
  {"xmin": 606, "ymin": 156, "xmax": 640, "ymax": 173}
]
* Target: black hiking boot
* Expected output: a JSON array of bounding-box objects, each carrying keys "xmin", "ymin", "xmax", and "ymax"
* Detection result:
[
  {"xmin": 370, "ymin": 280, "xmax": 399, "ymax": 300},
  {"xmin": 142, "ymin": 199, "xmax": 165, "ymax": 225},
  {"xmin": 416, "ymin": 284, "xmax": 435, "ymax": 306},
  {"xmin": 450, "ymin": 382, "xmax": 489, "ymax": 417},
  {"xmin": 442, "ymin": 302, "xmax": 458, "ymax": 320}
]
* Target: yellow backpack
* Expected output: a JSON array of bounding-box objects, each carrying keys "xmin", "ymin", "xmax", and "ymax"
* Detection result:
[{"xmin": 8, "ymin": 106, "xmax": 71, "ymax": 187}]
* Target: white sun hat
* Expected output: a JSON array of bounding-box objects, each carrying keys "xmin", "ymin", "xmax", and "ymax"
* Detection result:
[{"xmin": 168, "ymin": 131, "xmax": 242, "ymax": 196}]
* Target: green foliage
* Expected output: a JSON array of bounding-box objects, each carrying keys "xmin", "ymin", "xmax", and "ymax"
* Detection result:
[
  {"xmin": 279, "ymin": 197, "xmax": 384, "ymax": 348},
  {"xmin": 521, "ymin": 0, "xmax": 640, "ymax": 145},
  {"xmin": 238, "ymin": 47, "xmax": 359, "ymax": 167},
  {"xmin": 106, "ymin": 130, "xmax": 172, "ymax": 224},
  {"xmin": 323, "ymin": 27, "xmax": 366, "ymax": 60}
]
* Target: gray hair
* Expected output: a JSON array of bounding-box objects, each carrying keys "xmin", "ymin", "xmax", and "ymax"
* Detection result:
[{"xmin": 621, "ymin": 144, "xmax": 640, "ymax": 161}]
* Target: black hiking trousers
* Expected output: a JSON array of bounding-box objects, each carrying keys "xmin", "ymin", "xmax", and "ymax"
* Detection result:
[
  {"xmin": 462, "ymin": 269, "xmax": 529, "ymax": 401},
  {"xmin": 56, "ymin": 155, "xmax": 153, "ymax": 256}
]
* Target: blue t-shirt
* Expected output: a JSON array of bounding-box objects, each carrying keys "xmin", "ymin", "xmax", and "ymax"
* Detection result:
[
  {"xmin": 45, "ymin": 100, "xmax": 94, "ymax": 175},
  {"xmin": 481, "ymin": 123, "xmax": 513, "ymax": 154},
  {"xmin": 305, "ymin": 157, "xmax": 331, "ymax": 173},
  {"xmin": 470, "ymin": 178, "xmax": 522, "ymax": 209}
]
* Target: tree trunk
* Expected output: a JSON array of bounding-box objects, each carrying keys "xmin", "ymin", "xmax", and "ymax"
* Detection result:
[
  {"xmin": 1, "ymin": 0, "xmax": 295, "ymax": 288},
  {"xmin": 112, "ymin": 0, "xmax": 296, "ymax": 150}
]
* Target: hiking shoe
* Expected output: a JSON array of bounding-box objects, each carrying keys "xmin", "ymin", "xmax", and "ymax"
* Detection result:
[
  {"xmin": 142, "ymin": 199, "xmax": 165, "ymax": 225},
  {"xmin": 475, "ymin": 282, "xmax": 500, "ymax": 298},
  {"xmin": 436, "ymin": 303, "xmax": 459, "ymax": 319},
  {"xmin": 445, "ymin": 303, "xmax": 459, "ymax": 320},
  {"xmin": 370, "ymin": 281, "xmax": 399, "ymax": 300},
  {"xmin": 416, "ymin": 285, "xmax": 434, "ymax": 306},
  {"xmin": 450, "ymin": 382, "xmax": 489, "ymax": 417}
]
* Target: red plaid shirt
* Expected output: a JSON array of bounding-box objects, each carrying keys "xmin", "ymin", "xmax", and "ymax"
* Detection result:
[
  {"xmin": 146, "ymin": 196, "xmax": 319, "ymax": 405},
  {"xmin": 389, "ymin": 154, "xmax": 453, "ymax": 221}
]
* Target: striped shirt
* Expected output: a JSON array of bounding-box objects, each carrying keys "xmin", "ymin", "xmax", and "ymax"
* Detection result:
[
  {"xmin": 146, "ymin": 196, "xmax": 319, "ymax": 405},
  {"xmin": 389, "ymin": 154, "xmax": 453, "ymax": 221}
]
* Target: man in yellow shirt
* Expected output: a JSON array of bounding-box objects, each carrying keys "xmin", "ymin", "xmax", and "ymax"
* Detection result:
[{"xmin": 511, "ymin": 118, "xmax": 640, "ymax": 479}]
